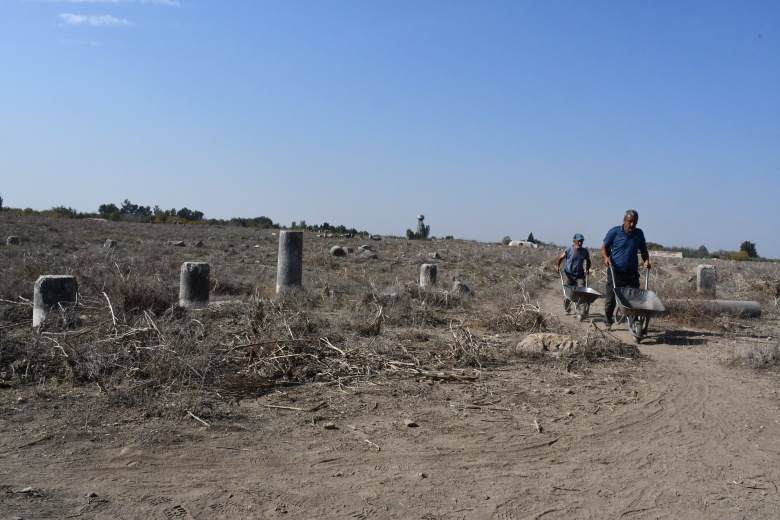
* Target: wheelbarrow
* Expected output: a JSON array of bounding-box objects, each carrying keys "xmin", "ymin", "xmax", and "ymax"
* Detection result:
[
  {"xmin": 610, "ymin": 265, "xmax": 667, "ymax": 343},
  {"xmin": 560, "ymin": 271, "xmax": 604, "ymax": 322}
]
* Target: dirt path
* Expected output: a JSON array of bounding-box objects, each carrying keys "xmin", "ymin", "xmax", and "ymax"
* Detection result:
[{"xmin": 2, "ymin": 285, "xmax": 780, "ymax": 519}]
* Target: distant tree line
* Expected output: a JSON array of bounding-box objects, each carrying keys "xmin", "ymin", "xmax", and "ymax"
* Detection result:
[
  {"xmin": 0, "ymin": 197, "xmax": 279, "ymax": 229},
  {"xmin": 0, "ymin": 196, "xmax": 769, "ymax": 260},
  {"xmin": 95, "ymin": 200, "xmax": 205, "ymax": 223},
  {"xmin": 290, "ymin": 220, "xmax": 367, "ymax": 236}
]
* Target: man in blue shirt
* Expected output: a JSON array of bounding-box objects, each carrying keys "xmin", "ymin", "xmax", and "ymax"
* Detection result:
[
  {"xmin": 600, "ymin": 210, "xmax": 651, "ymax": 329},
  {"xmin": 556, "ymin": 233, "xmax": 591, "ymax": 313}
]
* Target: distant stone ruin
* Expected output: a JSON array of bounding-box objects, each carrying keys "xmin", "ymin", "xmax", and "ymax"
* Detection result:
[
  {"xmin": 508, "ymin": 240, "xmax": 537, "ymax": 248},
  {"xmin": 649, "ymin": 251, "xmax": 683, "ymax": 258},
  {"xmin": 417, "ymin": 215, "xmax": 426, "ymax": 237}
]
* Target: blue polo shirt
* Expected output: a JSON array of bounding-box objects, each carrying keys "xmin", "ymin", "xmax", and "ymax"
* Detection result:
[{"xmin": 603, "ymin": 225, "xmax": 646, "ymax": 273}]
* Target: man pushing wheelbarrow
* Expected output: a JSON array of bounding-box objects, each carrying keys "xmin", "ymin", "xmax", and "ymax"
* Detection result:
[
  {"xmin": 556, "ymin": 233, "xmax": 601, "ymax": 321},
  {"xmin": 600, "ymin": 209, "xmax": 652, "ymax": 331}
]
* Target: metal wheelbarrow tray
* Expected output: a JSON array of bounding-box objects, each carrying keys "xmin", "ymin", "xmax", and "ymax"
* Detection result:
[
  {"xmin": 565, "ymin": 286, "xmax": 604, "ymax": 306},
  {"xmin": 560, "ymin": 272, "xmax": 603, "ymax": 322},
  {"xmin": 614, "ymin": 287, "xmax": 667, "ymax": 317},
  {"xmin": 613, "ymin": 285, "xmax": 666, "ymax": 343}
]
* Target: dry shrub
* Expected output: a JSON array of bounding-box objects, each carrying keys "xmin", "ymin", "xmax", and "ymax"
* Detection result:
[
  {"xmin": 474, "ymin": 288, "xmax": 553, "ymax": 334},
  {"xmin": 663, "ymin": 299, "xmax": 724, "ymax": 330},
  {"xmin": 119, "ymin": 280, "xmax": 175, "ymax": 316},
  {"xmin": 404, "ymin": 285, "xmax": 464, "ymax": 310},
  {"xmin": 0, "ymin": 301, "xmax": 31, "ymax": 326},
  {"xmin": 725, "ymin": 342, "xmax": 780, "ymax": 367},
  {"xmin": 445, "ymin": 319, "xmax": 496, "ymax": 368},
  {"xmin": 210, "ymin": 277, "xmax": 255, "ymax": 297}
]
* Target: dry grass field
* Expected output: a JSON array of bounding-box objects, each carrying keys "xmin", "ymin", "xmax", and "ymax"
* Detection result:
[{"xmin": 2, "ymin": 214, "xmax": 780, "ymax": 519}]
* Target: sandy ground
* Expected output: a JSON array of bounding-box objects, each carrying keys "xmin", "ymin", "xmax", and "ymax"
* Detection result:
[{"xmin": 2, "ymin": 283, "xmax": 780, "ymax": 520}]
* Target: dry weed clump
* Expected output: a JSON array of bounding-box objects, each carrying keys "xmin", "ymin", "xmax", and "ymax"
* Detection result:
[
  {"xmin": 725, "ymin": 341, "xmax": 780, "ymax": 368},
  {"xmin": 662, "ymin": 299, "xmax": 727, "ymax": 330}
]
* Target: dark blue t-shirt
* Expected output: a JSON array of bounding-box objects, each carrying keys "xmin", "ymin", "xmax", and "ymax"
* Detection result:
[{"xmin": 603, "ymin": 225, "xmax": 646, "ymax": 273}]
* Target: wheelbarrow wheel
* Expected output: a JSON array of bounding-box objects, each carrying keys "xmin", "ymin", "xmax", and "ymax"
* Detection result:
[
  {"xmin": 631, "ymin": 319, "xmax": 644, "ymax": 343},
  {"xmin": 563, "ymin": 297, "xmax": 571, "ymax": 314},
  {"xmin": 576, "ymin": 303, "xmax": 588, "ymax": 322}
]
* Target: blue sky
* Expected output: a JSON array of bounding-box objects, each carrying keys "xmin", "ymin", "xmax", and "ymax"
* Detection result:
[{"xmin": 2, "ymin": 1, "xmax": 779, "ymax": 257}]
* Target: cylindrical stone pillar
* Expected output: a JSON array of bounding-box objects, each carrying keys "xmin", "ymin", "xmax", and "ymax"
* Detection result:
[
  {"xmin": 696, "ymin": 265, "xmax": 716, "ymax": 296},
  {"xmin": 698, "ymin": 300, "xmax": 761, "ymax": 318},
  {"xmin": 667, "ymin": 299, "xmax": 761, "ymax": 318},
  {"xmin": 420, "ymin": 263, "xmax": 437, "ymax": 288},
  {"xmin": 277, "ymin": 231, "xmax": 303, "ymax": 293},
  {"xmin": 179, "ymin": 262, "xmax": 210, "ymax": 309},
  {"xmin": 33, "ymin": 275, "xmax": 78, "ymax": 327}
]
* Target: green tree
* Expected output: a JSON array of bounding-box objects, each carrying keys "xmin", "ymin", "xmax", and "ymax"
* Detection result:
[
  {"xmin": 120, "ymin": 199, "xmax": 138, "ymax": 215},
  {"xmin": 176, "ymin": 208, "xmax": 204, "ymax": 221},
  {"xmin": 740, "ymin": 241, "xmax": 758, "ymax": 258},
  {"xmin": 98, "ymin": 203, "xmax": 119, "ymax": 215}
]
